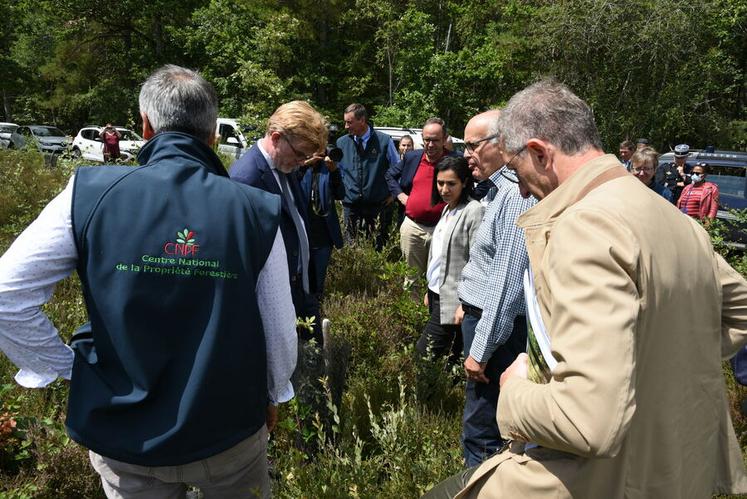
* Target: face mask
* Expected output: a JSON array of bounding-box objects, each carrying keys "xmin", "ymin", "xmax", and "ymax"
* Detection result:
[{"xmin": 691, "ymin": 173, "xmax": 703, "ymax": 184}]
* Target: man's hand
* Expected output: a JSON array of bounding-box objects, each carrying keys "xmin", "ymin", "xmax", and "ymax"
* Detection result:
[
  {"xmin": 454, "ymin": 304, "xmax": 465, "ymax": 325},
  {"xmin": 464, "ymin": 355, "xmax": 490, "ymax": 384},
  {"xmin": 499, "ymin": 353, "xmax": 529, "ymax": 388},
  {"xmin": 423, "ymin": 292, "xmax": 429, "ymax": 307},
  {"xmin": 397, "ymin": 192, "xmax": 409, "ymax": 206},
  {"xmin": 266, "ymin": 404, "xmax": 278, "ymax": 432}
]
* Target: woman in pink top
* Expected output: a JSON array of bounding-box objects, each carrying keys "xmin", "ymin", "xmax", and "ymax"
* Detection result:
[{"xmin": 676, "ymin": 162, "xmax": 720, "ymax": 222}]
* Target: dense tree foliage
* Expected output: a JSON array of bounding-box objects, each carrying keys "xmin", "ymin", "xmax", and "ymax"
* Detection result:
[{"xmin": 3, "ymin": 0, "xmax": 746, "ymax": 149}]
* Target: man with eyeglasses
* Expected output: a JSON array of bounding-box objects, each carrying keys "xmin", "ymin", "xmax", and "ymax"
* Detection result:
[
  {"xmin": 454, "ymin": 109, "xmax": 536, "ymax": 467},
  {"xmin": 230, "ymin": 101, "xmax": 328, "ymax": 344},
  {"xmin": 386, "ymin": 117, "xmax": 458, "ymax": 276},
  {"xmin": 426, "ymin": 79, "xmax": 747, "ymax": 499},
  {"xmin": 337, "ymin": 103, "xmax": 400, "ymax": 251}
]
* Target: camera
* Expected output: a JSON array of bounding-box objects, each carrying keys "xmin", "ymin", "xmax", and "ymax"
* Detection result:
[{"xmin": 325, "ymin": 145, "xmax": 343, "ymax": 162}]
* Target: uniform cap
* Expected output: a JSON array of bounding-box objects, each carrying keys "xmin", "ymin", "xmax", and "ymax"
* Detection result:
[{"xmin": 674, "ymin": 144, "xmax": 690, "ymax": 157}]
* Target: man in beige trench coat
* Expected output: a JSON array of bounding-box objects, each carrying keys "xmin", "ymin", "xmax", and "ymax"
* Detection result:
[{"xmin": 425, "ymin": 80, "xmax": 747, "ymax": 498}]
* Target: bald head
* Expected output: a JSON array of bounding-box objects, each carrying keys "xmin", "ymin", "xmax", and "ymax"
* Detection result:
[
  {"xmin": 464, "ymin": 109, "xmax": 503, "ymax": 180},
  {"xmin": 466, "ymin": 109, "xmax": 501, "ymax": 137}
]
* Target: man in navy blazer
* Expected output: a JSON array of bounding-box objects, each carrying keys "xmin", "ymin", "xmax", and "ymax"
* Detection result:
[
  {"xmin": 385, "ymin": 117, "xmax": 458, "ymax": 276},
  {"xmin": 230, "ymin": 101, "xmax": 328, "ymax": 342}
]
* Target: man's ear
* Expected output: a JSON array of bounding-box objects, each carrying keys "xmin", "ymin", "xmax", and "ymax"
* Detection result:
[
  {"xmin": 141, "ymin": 112, "xmax": 155, "ymax": 140},
  {"xmin": 526, "ymin": 138, "xmax": 552, "ymax": 171}
]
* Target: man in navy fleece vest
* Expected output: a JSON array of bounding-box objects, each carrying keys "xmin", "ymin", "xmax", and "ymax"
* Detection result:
[{"xmin": 0, "ymin": 65, "xmax": 297, "ymax": 498}]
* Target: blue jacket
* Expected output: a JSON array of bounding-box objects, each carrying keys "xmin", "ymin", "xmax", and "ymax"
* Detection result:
[
  {"xmin": 385, "ymin": 149, "xmax": 460, "ymax": 197},
  {"xmin": 67, "ymin": 132, "xmax": 280, "ymax": 466},
  {"xmin": 649, "ymin": 180, "xmax": 673, "ymax": 203},
  {"xmin": 230, "ymin": 144, "xmax": 315, "ymax": 296},
  {"xmin": 336, "ymin": 130, "xmax": 394, "ymax": 205},
  {"xmin": 299, "ymin": 162, "xmax": 344, "ymax": 249}
]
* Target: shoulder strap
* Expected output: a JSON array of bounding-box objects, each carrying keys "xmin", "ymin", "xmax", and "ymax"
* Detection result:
[{"xmin": 573, "ymin": 167, "xmax": 629, "ymax": 204}]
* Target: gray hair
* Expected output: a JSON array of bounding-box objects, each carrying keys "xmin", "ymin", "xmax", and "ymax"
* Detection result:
[
  {"xmin": 138, "ymin": 65, "xmax": 218, "ymax": 144},
  {"xmin": 498, "ymin": 79, "xmax": 602, "ymax": 155}
]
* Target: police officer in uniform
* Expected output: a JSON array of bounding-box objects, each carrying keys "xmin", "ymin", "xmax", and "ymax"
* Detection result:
[{"xmin": 656, "ymin": 143, "xmax": 691, "ymax": 203}]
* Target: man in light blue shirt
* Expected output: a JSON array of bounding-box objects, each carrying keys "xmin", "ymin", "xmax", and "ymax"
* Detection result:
[
  {"xmin": 456, "ymin": 110, "xmax": 536, "ymax": 467},
  {"xmin": 336, "ymin": 103, "xmax": 400, "ymax": 250}
]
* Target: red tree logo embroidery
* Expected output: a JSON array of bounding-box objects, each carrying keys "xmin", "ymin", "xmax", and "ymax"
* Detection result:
[{"xmin": 164, "ymin": 228, "xmax": 200, "ymax": 256}]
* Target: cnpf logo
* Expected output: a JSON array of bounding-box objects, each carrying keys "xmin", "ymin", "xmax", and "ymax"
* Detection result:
[{"xmin": 163, "ymin": 228, "xmax": 200, "ymax": 257}]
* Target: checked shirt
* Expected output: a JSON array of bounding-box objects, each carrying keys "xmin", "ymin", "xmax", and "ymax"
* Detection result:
[{"xmin": 458, "ymin": 167, "xmax": 536, "ymax": 362}]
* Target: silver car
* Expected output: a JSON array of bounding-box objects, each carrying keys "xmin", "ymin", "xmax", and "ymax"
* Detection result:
[
  {"xmin": 9, "ymin": 125, "xmax": 70, "ymax": 154},
  {"xmin": 0, "ymin": 122, "xmax": 18, "ymax": 148}
]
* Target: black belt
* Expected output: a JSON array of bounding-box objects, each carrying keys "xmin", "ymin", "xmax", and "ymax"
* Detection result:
[{"xmin": 461, "ymin": 302, "xmax": 482, "ymax": 319}]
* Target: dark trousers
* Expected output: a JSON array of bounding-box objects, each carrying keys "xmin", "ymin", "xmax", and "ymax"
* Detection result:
[
  {"xmin": 416, "ymin": 290, "xmax": 463, "ymax": 367},
  {"xmin": 299, "ymin": 245, "xmax": 333, "ymax": 345},
  {"xmin": 311, "ymin": 245, "xmax": 333, "ymax": 296},
  {"xmin": 461, "ymin": 308, "xmax": 527, "ymax": 467},
  {"xmin": 343, "ymin": 202, "xmax": 394, "ymax": 251}
]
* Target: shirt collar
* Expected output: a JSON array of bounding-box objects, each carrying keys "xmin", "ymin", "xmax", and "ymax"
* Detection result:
[
  {"xmin": 257, "ymin": 138, "xmax": 279, "ymax": 172},
  {"xmin": 517, "ymin": 153, "xmax": 623, "ymax": 229},
  {"xmin": 358, "ymin": 125, "xmax": 371, "ymax": 145}
]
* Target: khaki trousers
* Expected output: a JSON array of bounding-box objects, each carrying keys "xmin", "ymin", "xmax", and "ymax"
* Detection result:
[
  {"xmin": 400, "ymin": 216, "xmax": 435, "ymax": 275},
  {"xmin": 89, "ymin": 426, "xmax": 269, "ymax": 499}
]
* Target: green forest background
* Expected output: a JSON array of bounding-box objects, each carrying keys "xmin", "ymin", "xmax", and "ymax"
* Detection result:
[{"xmin": 1, "ymin": 0, "xmax": 746, "ymax": 149}]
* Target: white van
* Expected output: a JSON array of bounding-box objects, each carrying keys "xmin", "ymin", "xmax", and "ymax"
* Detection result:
[
  {"xmin": 377, "ymin": 126, "xmax": 465, "ymax": 153},
  {"xmin": 216, "ymin": 118, "xmax": 250, "ymax": 161}
]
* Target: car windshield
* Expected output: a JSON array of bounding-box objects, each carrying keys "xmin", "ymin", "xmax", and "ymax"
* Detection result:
[
  {"xmin": 709, "ymin": 165, "xmax": 746, "ymax": 198},
  {"xmin": 31, "ymin": 126, "xmax": 65, "ymax": 137},
  {"xmin": 116, "ymin": 129, "xmax": 142, "ymax": 141}
]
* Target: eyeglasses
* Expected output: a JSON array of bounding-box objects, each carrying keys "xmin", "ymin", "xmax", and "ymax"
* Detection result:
[
  {"xmin": 632, "ymin": 166, "xmax": 654, "ymax": 175},
  {"xmin": 499, "ymin": 145, "xmax": 527, "ymax": 184},
  {"xmin": 464, "ymin": 133, "xmax": 499, "ymax": 154},
  {"xmin": 283, "ymin": 135, "xmax": 314, "ymax": 162}
]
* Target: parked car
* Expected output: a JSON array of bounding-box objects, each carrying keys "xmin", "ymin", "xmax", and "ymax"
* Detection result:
[
  {"xmin": 8, "ymin": 125, "xmax": 70, "ymax": 154},
  {"xmin": 71, "ymin": 126, "xmax": 144, "ymax": 162},
  {"xmin": 216, "ymin": 118, "xmax": 255, "ymax": 161},
  {"xmin": 659, "ymin": 148, "xmax": 747, "ymax": 247},
  {"xmin": 0, "ymin": 122, "xmax": 18, "ymax": 148},
  {"xmin": 377, "ymin": 126, "xmax": 465, "ymax": 154}
]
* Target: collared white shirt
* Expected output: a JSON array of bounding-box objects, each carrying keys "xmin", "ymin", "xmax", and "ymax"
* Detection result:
[
  {"xmin": 0, "ymin": 176, "xmax": 297, "ymax": 404},
  {"xmin": 426, "ymin": 204, "xmax": 464, "ymax": 293},
  {"xmin": 257, "ymin": 139, "xmax": 294, "ymax": 200}
]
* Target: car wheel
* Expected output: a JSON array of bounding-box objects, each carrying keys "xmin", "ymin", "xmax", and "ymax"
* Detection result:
[{"xmin": 72, "ymin": 147, "xmax": 81, "ymax": 158}]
